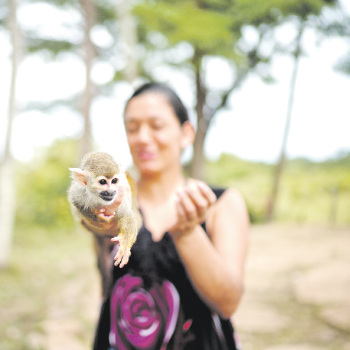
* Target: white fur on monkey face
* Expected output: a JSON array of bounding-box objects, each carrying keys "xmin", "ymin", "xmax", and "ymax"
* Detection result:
[
  {"xmin": 92, "ymin": 175, "xmax": 119, "ymax": 191},
  {"xmin": 69, "ymin": 167, "xmax": 129, "ymax": 208}
]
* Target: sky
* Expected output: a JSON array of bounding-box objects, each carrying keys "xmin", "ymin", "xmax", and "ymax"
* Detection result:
[{"xmin": 0, "ymin": 2, "xmax": 350, "ymax": 166}]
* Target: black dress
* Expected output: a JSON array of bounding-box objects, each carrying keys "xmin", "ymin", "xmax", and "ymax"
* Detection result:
[{"xmin": 93, "ymin": 188, "xmax": 240, "ymax": 350}]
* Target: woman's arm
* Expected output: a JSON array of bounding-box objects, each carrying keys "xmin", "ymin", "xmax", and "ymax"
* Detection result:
[{"xmin": 169, "ymin": 184, "xmax": 249, "ymax": 319}]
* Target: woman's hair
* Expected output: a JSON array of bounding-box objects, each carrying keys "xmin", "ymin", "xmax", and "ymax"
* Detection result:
[{"xmin": 126, "ymin": 82, "xmax": 189, "ymax": 125}]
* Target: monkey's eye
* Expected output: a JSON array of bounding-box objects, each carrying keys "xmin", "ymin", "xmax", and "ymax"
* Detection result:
[
  {"xmin": 112, "ymin": 178, "xmax": 118, "ymax": 184},
  {"xmin": 99, "ymin": 179, "xmax": 107, "ymax": 185}
]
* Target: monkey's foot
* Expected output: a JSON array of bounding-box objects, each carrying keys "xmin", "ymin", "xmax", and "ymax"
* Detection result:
[{"xmin": 111, "ymin": 236, "xmax": 132, "ymax": 268}]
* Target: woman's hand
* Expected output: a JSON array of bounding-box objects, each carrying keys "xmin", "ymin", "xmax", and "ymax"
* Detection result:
[
  {"xmin": 93, "ymin": 185, "xmax": 126, "ymax": 222},
  {"xmin": 82, "ymin": 185, "xmax": 126, "ymax": 235},
  {"xmin": 168, "ymin": 180, "xmax": 217, "ymax": 237}
]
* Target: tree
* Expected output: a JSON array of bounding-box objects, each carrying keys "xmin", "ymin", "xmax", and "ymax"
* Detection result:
[
  {"xmin": 80, "ymin": 0, "xmax": 96, "ymax": 158},
  {"xmin": 134, "ymin": 0, "xmax": 337, "ymax": 179},
  {"xmin": 22, "ymin": 0, "xmax": 121, "ymax": 159},
  {"xmin": 115, "ymin": 0, "xmax": 138, "ymax": 82},
  {"xmin": 0, "ymin": 0, "xmax": 22, "ymax": 267},
  {"xmin": 22, "ymin": 0, "xmax": 141, "ymax": 158},
  {"xmin": 317, "ymin": 0, "xmax": 350, "ymax": 74},
  {"xmin": 266, "ymin": 2, "xmax": 345, "ymax": 221},
  {"xmin": 266, "ymin": 20, "xmax": 304, "ymax": 221}
]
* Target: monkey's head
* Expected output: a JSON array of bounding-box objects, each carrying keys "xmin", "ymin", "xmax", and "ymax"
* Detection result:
[{"xmin": 70, "ymin": 152, "xmax": 125, "ymax": 203}]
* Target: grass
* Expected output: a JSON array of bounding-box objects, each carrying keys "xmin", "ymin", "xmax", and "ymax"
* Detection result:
[
  {"xmin": 0, "ymin": 225, "xmax": 100, "ymax": 350},
  {"xmin": 204, "ymin": 153, "xmax": 350, "ymax": 225}
]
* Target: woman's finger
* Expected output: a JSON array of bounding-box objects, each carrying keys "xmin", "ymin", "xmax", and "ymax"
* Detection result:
[
  {"xmin": 168, "ymin": 196, "xmax": 186, "ymax": 236},
  {"xmin": 197, "ymin": 182, "xmax": 217, "ymax": 206},
  {"xmin": 184, "ymin": 186, "xmax": 208, "ymax": 219},
  {"xmin": 99, "ymin": 186, "xmax": 126, "ymax": 215},
  {"xmin": 177, "ymin": 190, "xmax": 197, "ymax": 222},
  {"xmin": 111, "ymin": 186, "xmax": 125, "ymax": 209},
  {"xmin": 175, "ymin": 195, "xmax": 186, "ymax": 217}
]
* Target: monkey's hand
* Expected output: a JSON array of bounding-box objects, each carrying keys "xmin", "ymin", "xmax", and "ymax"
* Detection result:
[{"xmin": 111, "ymin": 213, "xmax": 138, "ymax": 268}]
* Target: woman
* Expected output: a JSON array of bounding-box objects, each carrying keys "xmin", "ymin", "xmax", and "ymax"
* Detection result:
[{"xmin": 83, "ymin": 82, "xmax": 249, "ymax": 350}]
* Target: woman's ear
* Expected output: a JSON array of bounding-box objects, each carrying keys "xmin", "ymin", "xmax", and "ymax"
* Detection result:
[{"xmin": 181, "ymin": 121, "xmax": 195, "ymax": 149}]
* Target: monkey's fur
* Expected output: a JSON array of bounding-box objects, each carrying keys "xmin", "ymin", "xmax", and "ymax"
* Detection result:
[{"xmin": 68, "ymin": 152, "xmax": 141, "ymax": 298}]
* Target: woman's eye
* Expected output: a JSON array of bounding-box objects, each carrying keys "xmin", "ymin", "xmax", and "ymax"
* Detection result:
[
  {"xmin": 152, "ymin": 123, "xmax": 165, "ymax": 130},
  {"xmin": 111, "ymin": 178, "xmax": 118, "ymax": 184},
  {"xmin": 125, "ymin": 123, "xmax": 138, "ymax": 133},
  {"xmin": 99, "ymin": 179, "xmax": 107, "ymax": 185}
]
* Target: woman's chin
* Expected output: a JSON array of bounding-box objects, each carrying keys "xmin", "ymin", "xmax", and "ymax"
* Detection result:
[{"xmin": 137, "ymin": 164, "xmax": 160, "ymax": 177}]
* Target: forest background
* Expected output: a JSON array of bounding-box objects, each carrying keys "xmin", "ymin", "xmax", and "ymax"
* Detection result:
[{"xmin": 0, "ymin": 0, "xmax": 350, "ymax": 349}]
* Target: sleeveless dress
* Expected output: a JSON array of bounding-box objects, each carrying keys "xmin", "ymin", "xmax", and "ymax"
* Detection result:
[{"xmin": 93, "ymin": 188, "xmax": 241, "ymax": 350}]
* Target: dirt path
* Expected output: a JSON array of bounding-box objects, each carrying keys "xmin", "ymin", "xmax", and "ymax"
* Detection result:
[
  {"xmin": 234, "ymin": 224, "xmax": 350, "ymax": 350},
  {"xmin": 43, "ymin": 224, "xmax": 350, "ymax": 349}
]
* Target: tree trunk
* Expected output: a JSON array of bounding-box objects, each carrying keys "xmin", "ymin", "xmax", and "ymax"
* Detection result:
[
  {"xmin": 266, "ymin": 24, "xmax": 304, "ymax": 222},
  {"xmin": 189, "ymin": 50, "xmax": 207, "ymax": 180},
  {"xmin": 116, "ymin": 0, "xmax": 138, "ymax": 83},
  {"xmin": 188, "ymin": 32, "xmax": 263, "ymax": 180},
  {"xmin": 0, "ymin": 0, "xmax": 20, "ymax": 268},
  {"xmin": 188, "ymin": 48, "xmax": 255, "ymax": 180},
  {"xmin": 80, "ymin": 0, "xmax": 96, "ymax": 159},
  {"xmin": 0, "ymin": 163, "xmax": 15, "ymax": 268}
]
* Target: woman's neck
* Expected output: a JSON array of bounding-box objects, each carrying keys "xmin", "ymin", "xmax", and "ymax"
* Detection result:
[
  {"xmin": 136, "ymin": 166, "xmax": 186, "ymax": 240},
  {"xmin": 137, "ymin": 167, "xmax": 185, "ymax": 205}
]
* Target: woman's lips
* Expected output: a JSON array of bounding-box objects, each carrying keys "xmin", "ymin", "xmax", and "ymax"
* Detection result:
[{"xmin": 138, "ymin": 150, "xmax": 156, "ymax": 160}]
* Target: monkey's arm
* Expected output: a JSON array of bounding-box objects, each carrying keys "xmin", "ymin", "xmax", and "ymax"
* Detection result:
[
  {"xmin": 108, "ymin": 175, "xmax": 142, "ymax": 267},
  {"xmin": 111, "ymin": 206, "xmax": 141, "ymax": 268},
  {"xmin": 79, "ymin": 173, "xmax": 141, "ymax": 268}
]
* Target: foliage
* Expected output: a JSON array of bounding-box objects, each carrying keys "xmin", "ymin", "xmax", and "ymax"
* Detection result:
[
  {"xmin": 315, "ymin": 2, "xmax": 350, "ymax": 75},
  {"xmin": 205, "ymin": 152, "xmax": 350, "ymax": 225},
  {"xmin": 0, "ymin": 0, "xmax": 7, "ymax": 26},
  {"xmin": 135, "ymin": 1, "xmax": 238, "ymax": 57},
  {"xmin": 15, "ymin": 139, "xmax": 79, "ymax": 229},
  {"xmin": 135, "ymin": 0, "xmax": 336, "ymax": 65},
  {"xmin": 134, "ymin": 0, "xmax": 337, "ymax": 178},
  {"xmin": 26, "ymin": 38, "xmax": 76, "ymax": 56}
]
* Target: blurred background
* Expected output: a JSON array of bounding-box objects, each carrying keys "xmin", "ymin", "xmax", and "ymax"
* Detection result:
[{"xmin": 0, "ymin": 0, "xmax": 349, "ymax": 349}]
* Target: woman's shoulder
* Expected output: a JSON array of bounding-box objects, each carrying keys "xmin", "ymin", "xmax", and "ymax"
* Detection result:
[
  {"xmin": 209, "ymin": 186, "xmax": 246, "ymax": 207},
  {"xmin": 206, "ymin": 186, "xmax": 248, "ymax": 235},
  {"xmin": 214, "ymin": 187, "xmax": 248, "ymax": 218}
]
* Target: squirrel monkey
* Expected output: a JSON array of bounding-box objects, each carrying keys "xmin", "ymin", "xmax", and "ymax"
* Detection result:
[{"xmin": 68, "ymin": 152, "xmax": 141, "ymax": 289}]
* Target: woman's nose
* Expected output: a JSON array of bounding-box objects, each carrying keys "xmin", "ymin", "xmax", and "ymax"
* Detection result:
[{"xmin": 137, "ymin": 125, "xmax": 151, "ymax": 143}]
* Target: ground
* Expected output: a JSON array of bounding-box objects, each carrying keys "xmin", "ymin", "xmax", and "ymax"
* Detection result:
[
  {"xmin": 234, "ymin": 224, "xmax": 350, "ymax": 350},
  {"xmin": 1, "ymin": 224, "xmax": 349, "ymax": 349}
]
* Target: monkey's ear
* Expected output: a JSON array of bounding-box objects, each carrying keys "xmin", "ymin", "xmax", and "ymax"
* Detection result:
[{"xmin": 69, "ymin": 168, "xmax": 88, "ymax": 186}]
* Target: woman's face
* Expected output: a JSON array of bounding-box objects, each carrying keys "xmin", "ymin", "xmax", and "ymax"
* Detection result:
[{"xmin": 124, "ymin": 92, "xmax": 191, "ymax": 177}]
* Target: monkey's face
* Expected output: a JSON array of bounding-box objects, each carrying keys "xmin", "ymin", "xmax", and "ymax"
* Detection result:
[{"xmin": 92, "ymin": 175, "xmax": 120, "ymax": 202}]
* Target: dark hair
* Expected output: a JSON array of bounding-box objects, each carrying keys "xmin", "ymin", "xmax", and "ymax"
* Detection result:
[{"xmin": 126, "ymin": 82, "xmax": 189, "ymax": 125}]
